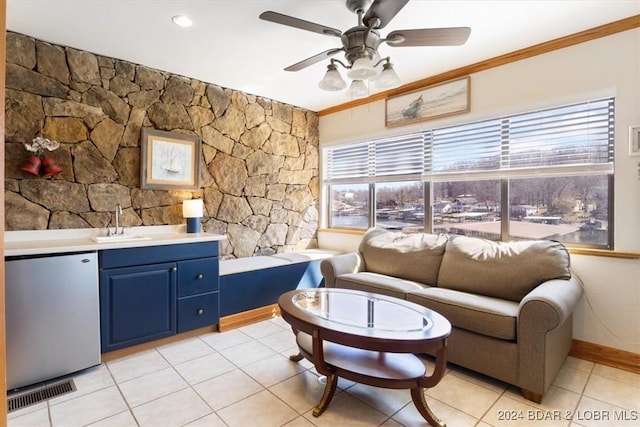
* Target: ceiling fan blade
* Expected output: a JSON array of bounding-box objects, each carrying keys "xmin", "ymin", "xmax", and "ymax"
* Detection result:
[
  {"xmin": 363, "ymin": 0, "xmax": 410, "ymax": 29},
  {"xmin": 260, "ymin": 11, "xmax": 342, "ymax": 37},
  {"xmin": 284, "ymin": 48, "xmax": 344, "ymax": 72},
  {"xmin": 386, "ymin": 27, "xmax": 471, "ymax": 47}
]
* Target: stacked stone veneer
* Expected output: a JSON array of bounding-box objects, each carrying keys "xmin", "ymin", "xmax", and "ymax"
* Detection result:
[{"xmin": 4, "ymin": 32, "xmax": 320, "ymax": 258}]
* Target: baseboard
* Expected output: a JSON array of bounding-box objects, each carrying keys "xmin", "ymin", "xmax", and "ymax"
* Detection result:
[
  {"xmin": 218, "ymin": 304, "xmax": 281, "ymax": 331},
  {"xmin": 101, "ymin": 306, "xmax": 283, "ymax": 362},
  {"xmin": 570, "ymin": 339, "xmax": 640, "ymax": 374},
  {"xmin": 101, "ymin": 325, "xmax": 217, "ymax": 362}
]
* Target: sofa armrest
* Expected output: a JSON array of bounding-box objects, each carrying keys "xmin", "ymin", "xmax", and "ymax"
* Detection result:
[
  {"xmin": 517, "ymin": 274, "xmax": 584, "ymax": 396},
  {"xmin": 320, "ymin": 253, "xmax": 364, "ymax": 288},
  {"xmin": 518, "ymin": 276, "xmax": 584, "ymax": 329}
]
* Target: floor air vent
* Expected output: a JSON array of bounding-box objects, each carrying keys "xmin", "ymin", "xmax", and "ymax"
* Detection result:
[{"xmin": 8, "ymin": 379, "xmax": 76, "ymax": 413}]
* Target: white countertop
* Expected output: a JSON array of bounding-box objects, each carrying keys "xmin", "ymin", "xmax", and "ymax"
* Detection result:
[{"xmin": 5, "ymin": 225, "xmax": 226, "ymax": 257}]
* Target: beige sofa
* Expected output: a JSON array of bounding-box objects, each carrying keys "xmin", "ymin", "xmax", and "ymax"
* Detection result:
[{"xmin": 320, "ymin": 228, "xmax": 584, "ymax": 403}]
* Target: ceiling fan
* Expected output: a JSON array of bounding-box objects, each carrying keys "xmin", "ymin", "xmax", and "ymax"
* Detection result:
[{"xmin": 259, "ymin": 0, "xmax": 471, "ymax": 97}]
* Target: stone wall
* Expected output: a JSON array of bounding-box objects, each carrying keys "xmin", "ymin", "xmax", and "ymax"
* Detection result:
[{"xmin": 4, "ymin": 32, "xmax": 320, "ymax": 258}]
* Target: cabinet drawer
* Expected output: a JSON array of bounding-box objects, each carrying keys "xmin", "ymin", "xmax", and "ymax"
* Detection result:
[
  {"xmin": 178, "ymin": 257, "xmax": 219, "ymax": 297},
  {"xmin": 178, "ymin": 293, "xmax": 219, "ymax": 333},
  {"xmin": 100, "ymin": 241, "xmax": 219, "ymax": 269}
]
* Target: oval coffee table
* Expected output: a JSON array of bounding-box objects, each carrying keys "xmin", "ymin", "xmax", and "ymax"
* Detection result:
[{"xmin": 278, "ymin": 288, "xmax": 451, "ymax": 426}]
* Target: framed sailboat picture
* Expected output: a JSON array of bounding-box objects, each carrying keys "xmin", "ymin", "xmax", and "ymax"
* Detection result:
[
  {"xmin": 140, "ymin": 128, "xmax": 201, "ymax": 190},
  {"xmin": 385, "ymin": 76, "xmax": 470, "ymax": 127}
]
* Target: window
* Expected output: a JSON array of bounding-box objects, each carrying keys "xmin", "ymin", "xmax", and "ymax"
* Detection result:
[
  {"xmin": 509, "ymin": 175, "xmax": 609, "ymax": 245},
  {"xmin": 323, "ymin": 98, "xmax": 614, "ymax": 248},
  {"xmin": 325, "ymin": 133, "xmax": 424, "ymax": 231},
  {"xmin": 329, "ymin": 183, "xmax": 369, "ymax": 229},
  {"xmin": 433, "ymin": 180, "xmax": 501, "ymax": 239},
  {"xmin": 376, "ymin": 181, "xmax": 424, "ymax": 232}
]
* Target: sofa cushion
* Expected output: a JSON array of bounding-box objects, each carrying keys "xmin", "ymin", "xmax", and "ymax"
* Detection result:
[
  {"xmin": 336, "ymin": 272, "xmax": 427, "ymax": 300},
  {"xmin": 437, "ymin": 235, "xmax": 571, "ymax": 302},
  {"xmin": 359, "ymin": 228, "xmax": 448, "ymax": 285},
  {"xmin": 407, "ymin": 288, "xmax": 519, "ymax": 340}
]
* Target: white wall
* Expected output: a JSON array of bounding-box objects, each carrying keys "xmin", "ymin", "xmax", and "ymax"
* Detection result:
[{"xmin": 318, "ymin": 29, "xmax": 640, "ymax": 354}]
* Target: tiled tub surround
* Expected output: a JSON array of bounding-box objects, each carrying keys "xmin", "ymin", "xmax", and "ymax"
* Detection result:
[{"xmin": 8, "ymin": 317, "xmax": 640, "ymax": 427}]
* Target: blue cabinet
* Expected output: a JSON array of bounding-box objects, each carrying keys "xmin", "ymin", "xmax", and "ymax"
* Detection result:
[
  {"xmin": 100, "ymin": 262, "xmax": 177, "ymax": 352},
  {"xmin": 177, "ymin": 258, "xmax": 219, "ymax": 297},
  {"xmin": 177, "ymin": 292, "xmax": 218, "ymax": 333},
  {"xmin": 176, "ymin": 257, "xmax": 219, "ymax": 333},
  {"xmin": 99, "ymin": 242, "xmax": 219, "ymax": 353}
]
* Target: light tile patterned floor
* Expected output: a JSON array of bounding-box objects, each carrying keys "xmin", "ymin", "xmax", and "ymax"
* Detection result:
[{"xmin": 8, "ymin": 317, "xmax": 640, "ymax": 427}]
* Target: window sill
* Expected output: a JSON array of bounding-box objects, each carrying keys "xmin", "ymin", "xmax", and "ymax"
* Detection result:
[
  {"xmin": 567, "ymin": 248, "xmax": 640, "ymax": 259},
  {"xmin": 319, "ymin": 228, "xmax": 366, "ymax": 235}
]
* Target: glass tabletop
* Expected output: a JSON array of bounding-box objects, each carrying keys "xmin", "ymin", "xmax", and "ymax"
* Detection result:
[{"xmin": 292, "ymin": 289, "xmax": 432, "ymax": 333}]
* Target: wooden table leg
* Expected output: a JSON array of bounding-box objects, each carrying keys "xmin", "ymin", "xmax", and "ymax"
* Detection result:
[
  {"xmin": 411, "ymin": 387, "xmax": 446, "ymax": 427},
  {"xmin": 312, "ymin": 373, "xmax": 338, "ymax": 417},
  {"xmin": 413, "ymin": 344, "xmax": 447, "ymax": 425},
  {"xmin": 289, "ymin": 353, "xmax": 304, "ymax": 362}
]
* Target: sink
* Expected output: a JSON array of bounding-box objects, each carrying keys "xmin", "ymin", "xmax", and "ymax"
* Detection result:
[{"xmin": 91, "ymin": 234, "xmax": 152, "ymax": 243}]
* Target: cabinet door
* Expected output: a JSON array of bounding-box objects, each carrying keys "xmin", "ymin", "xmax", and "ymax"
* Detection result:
[{"xmin": 100, "ymin": 262, "xmax": 176, "ymax": 352}]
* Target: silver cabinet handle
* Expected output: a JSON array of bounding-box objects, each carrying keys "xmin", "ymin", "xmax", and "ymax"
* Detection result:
[
  {"xmin": 197, "ymin": 309, "xmax": 204, "ymax": 315},
  {"xmin": 197, "ymin": 274, "xmax": 204, "ymax": 279}
]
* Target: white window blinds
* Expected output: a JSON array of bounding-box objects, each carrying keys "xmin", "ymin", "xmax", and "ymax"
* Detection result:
[
  {"xmin": 430, "ymin": 120, "xmax": 502, "ymax": 174},
  {"xmin": 324, "ymin": 98, "xmax": 614, "ymax": 184},
  {"xmin": 374, "ymin": 133, "xmax": 424, "ymax": 179},
  {"xmin": 324, "ymin": 133, "xmax": 424, "ymax": 183},
  {"xmin": 507, "ymin": 99, "xmax": 614, "ymax": 169},
  {"xmin": 324, "ymin": 142, "xmax": 370, "ymax": 181}
]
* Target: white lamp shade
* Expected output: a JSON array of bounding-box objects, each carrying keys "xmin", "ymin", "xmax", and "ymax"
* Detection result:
[
  {"xmin": 182, "ymin": 199, "xmax": 204, "ymax": 218},
  {"xmin": 319, "ymin": 67, "xmax": 347, "ymax": 91},
  {"xmin": 375, "ymin": 63, "xmax": 401, "ymax": 89},
  {"xmin": 347, "ymin": 56, "xmax": 377, "ymax": 80},
  {"xmin": 349, "ymin": 80, "xmax": 369, "ymax": 98}
]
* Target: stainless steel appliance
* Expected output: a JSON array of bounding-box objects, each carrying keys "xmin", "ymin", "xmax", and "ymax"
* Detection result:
[{"xmin": 5, "ymin": 252, "xmax": 101, "ymax": 390}]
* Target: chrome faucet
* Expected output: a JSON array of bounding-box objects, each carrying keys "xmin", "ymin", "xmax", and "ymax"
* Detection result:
[{"xmin": 108, "ymin": 204, "xmax": 124, "ymax": 236}]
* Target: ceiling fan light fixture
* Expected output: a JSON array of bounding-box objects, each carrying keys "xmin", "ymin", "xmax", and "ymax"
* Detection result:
[
  {"xmin": 319, "ymin": 63, "xmax": 347, "ymax": 91},
  {"xmin": 375, "ymin": 61, "xmax": 401, "ymax": 89},
  {"xmin": 349, "ymin": 80, "xmax": 369, "ymax": 99},
  {"xmin": 347, "ymin": 56, "xmax": 377, "ymax": 80},
  {"xmin": 260, "ymin": 1, "xmax": 472, "ymax": 101}
]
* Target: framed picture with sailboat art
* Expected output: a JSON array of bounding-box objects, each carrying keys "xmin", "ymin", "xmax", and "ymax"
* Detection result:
[
  {"xmin": 140, "ymin": 128, "xmax": 201, "ymax": 190},
  {"xmin": 385, "ymin": 76, "xmax": 470, "ymax": 127}
]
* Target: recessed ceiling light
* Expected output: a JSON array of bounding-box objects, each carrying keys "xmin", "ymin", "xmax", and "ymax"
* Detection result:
[{"xmin": 172, "ymin": 15, "xmax": 193, "ymax": 28}]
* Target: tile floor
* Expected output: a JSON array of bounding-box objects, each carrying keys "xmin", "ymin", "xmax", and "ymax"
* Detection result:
[{"xmin": 7, "ymin": 317, "xmax": 640, "ymax": 427}]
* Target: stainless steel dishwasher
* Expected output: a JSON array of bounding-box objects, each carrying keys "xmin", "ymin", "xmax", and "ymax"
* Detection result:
[{"xmin": 5, "ymin": 251, "xmax": 101, "ymax": 390}]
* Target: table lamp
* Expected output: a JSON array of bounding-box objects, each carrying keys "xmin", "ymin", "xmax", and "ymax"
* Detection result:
[{"xmin": 182, "ymin": 199, "xmax": 203, "ymax": 233}]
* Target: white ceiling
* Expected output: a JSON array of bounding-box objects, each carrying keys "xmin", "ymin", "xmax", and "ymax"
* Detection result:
[{"xmin": 6, "ymin": 1, "xmax": 639, "ymax": 112}]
